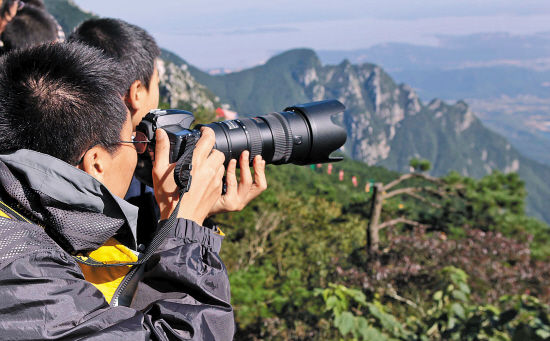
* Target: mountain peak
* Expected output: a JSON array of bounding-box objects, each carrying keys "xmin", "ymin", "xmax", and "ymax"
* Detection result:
[
  {"xmin": 266, "ymin": 48, "xmax": 321, "ymax": 69},
  {"xmin": 339, "ymin": 59, "xmax": 352, "ymax": 66},
  {"xmin": 454, "ymin": 100, "xmax": 469, "ymax": 111}
]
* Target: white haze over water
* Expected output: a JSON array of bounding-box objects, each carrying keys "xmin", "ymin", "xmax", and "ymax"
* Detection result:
[{"xmin": 73, "ymin": 0, "xmax": 550, "ymax": 70}]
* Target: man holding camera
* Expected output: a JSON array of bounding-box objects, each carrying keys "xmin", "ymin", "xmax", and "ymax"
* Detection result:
[
  {"xmin": 69, "ymin": 18, "xmax": 267, "ymax": 245},
  {"xmin": 0, "ymin": 41, "xmax": 247, "ymax": 339}
]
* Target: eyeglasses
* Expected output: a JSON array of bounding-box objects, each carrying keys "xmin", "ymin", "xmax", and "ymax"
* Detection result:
[
  {"xmin": 77, "ymin": 131, "xmax": 151, "ymax": 165},
  {"xmin": 118, "ymin": 131, "xmax": 151, "ymax": 154}
]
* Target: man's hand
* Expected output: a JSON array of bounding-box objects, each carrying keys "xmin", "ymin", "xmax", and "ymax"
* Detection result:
[
  {"xmin": 208, "ymin": 150, "xmax": 267, "ymax": 215},
  {"xmin": 152, "ymin": 127, "xmax": 225, "ymax": 225}
]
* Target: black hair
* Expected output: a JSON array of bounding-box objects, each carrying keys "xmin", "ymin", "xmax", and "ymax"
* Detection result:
[
  {"xmin": 0, "ymin": 42, "xmax": 128, "ymax": 165},
  {"xmin": 68, "ymin": 18, "xmax": 160, "ymax": 96},
  {"xmin": 1, "ymin": 5, "xmax": 57, "ymax": 52}
]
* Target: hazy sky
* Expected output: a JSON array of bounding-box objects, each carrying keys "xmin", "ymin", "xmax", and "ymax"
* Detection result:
[{"xmin": 73, "ymin": 0, "xmax": 550, "ymax": 70}]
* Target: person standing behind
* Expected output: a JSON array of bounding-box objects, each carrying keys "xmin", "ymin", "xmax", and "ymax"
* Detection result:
[
  {"xmin": 69, "ymin": 18, "xmax": 161, "ymax": 128},
  {"xmin": 69, "ymin": 19, "xmax": 165, "ymax": 243},
  {"xmin": 69, "ymin": 18, "xmax": 268, "ymax": 245}
]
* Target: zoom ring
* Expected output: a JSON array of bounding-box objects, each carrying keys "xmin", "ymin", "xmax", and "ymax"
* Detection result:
[
  {"xmin": 240, "ymin": 118, "xmax": 262, "ymax": 162},
  {"xmin": 270, "ymin": 112, "xmax": 293, "ymax": 162},
  {"xmin": 263, "ymin": 114, "xmax": 288, "ymax": 163}
]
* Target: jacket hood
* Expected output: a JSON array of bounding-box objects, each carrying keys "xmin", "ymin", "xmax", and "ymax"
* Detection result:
[{"xmin": 0, "ymin": 149, "xmax": 138, "ymax": 252}]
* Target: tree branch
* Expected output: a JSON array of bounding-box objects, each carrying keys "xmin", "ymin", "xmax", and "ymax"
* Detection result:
[
  {"xmin": 384, "ymin": 185, "xmax": 446, "ymax": 201},
  {"xmin": 422, "ymin": 186, "xmax": 447, "ymax": 198},
  {"xmin": 383, "ymin": 172, "xmax": 442, "ymax": 192},
  {"xmin": 383, "ymin": 187, "xmax": 423, "ymax": 200},
  {"xmin": 242, "ymin": 212, "xmax": 282, "ymax": 270},
  {"xmin": 378, "ymin": 217, "xmax": 430, "ymax": 230},
  {"xmin": 406, "ymin": 191, "xmax": 443, "ymax": 208},
  {"xmin": 385, "ymin": 289, "xmax": 419, "ymax": 309}
]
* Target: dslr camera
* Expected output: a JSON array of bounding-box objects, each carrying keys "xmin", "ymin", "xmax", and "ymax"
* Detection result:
[{"xmin": 135, "ymin": 99, "xmax": 347, "ymax": 187}]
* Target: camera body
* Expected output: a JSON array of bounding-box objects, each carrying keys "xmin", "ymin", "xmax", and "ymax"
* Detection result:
[
  {"xmin": 135, "ymin": 109, "xmax": 200, "ymax": 186},
  {"xmin": 137, "ymin": 109, "xmax": 199, "ymax": 162},
  {"xmin": 135, "ymin": 100, "xmax": 348, "ymax": 188}
]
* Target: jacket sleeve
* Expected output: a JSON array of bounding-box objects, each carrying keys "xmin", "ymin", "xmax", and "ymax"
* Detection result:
[{"xmin": 0, "ymin": 218, "xmax": 234, "ymax": 341}]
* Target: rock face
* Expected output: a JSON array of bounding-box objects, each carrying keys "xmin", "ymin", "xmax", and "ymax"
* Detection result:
[
  {"xmin": 308, "ymin": 62, "xmax": 423, "ymax": 167},
  {"xmin": 157, "ymin": 58, "xmax": 218, "ymax": 110}
]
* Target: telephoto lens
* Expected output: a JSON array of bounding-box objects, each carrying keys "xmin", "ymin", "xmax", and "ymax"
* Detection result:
[
  {"xmin": 134, "ymin": 100, "xmax": 347, "ymax": 187},
  {"xmin": 204, "ymin": 99, "xmax": 347, "ymax": 166}
]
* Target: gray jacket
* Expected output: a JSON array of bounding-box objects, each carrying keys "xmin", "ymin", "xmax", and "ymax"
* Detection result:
[{"xmin": 0, "ymin": 150, "xmax": 234, "ymax": 340}]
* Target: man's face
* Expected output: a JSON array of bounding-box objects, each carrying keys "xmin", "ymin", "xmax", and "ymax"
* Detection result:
[
  {"xmin": 101, "ymin": 113, "xmax": 138, "ymax": 198},
  {"xmin": 130, "ymin": 63, "xmax": 160, "ymax": 129}
]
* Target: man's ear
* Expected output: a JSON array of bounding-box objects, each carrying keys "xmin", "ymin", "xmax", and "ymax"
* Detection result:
[
  {"xmin": 127, "ymin": 79, "xmax": 144, "ymax": 111},
  {"xmin": 77, "ymin": 146, "xmax": 112, "ymax": 183}
]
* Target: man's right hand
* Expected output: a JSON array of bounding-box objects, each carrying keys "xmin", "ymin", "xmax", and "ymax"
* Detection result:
[{"xmin": 152, "ymin": 127, "xmax": 225, "ymax": 225}]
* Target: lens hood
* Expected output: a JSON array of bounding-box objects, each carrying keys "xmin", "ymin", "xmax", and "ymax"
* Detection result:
[{"xmin": 284, "ymin": 99, "xmax": 347, "ymax": 165}]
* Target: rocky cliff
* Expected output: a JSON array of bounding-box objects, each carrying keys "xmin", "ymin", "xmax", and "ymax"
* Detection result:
[{"xmin": 157, "ymin": 50, "xmax": 219, "ymax": 110}]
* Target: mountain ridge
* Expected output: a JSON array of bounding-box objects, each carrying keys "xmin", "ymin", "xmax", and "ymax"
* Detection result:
[{"xmin": 316, "ymin": 33, "xmax": 550, "ymax": 168}]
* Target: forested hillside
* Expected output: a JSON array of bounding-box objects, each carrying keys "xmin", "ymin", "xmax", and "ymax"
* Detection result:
[
  {"xmin": 215, "ymin": 156, "xmax": 550, "ymax": 340},
  {"xmin": 44, "ymin": 0, "xmax": 94, "ymax": 33}
]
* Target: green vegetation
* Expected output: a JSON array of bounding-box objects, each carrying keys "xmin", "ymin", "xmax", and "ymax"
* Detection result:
[
  {"xmin": 213, "ymin": 158, "xmax": 550, "ymax": 340},
  {"xmin": 320, "ymin": 268, "xmax": 550, "ymax": 340},
  {"xmin": 188, "ymin": 49, "xmax": 318, "ymax": 115}
]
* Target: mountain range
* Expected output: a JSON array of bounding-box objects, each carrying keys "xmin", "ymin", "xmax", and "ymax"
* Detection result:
[
  {"xmin": 317, "ymin": 33, "xmax": 550, "ymax": 166},
  {"xmin": 317, "ymin": 32, "xmax": 550, "ymax": 72}
]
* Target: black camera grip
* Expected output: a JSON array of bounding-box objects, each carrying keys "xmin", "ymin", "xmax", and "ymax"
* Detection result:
[{"xmin": 173, "ymin": 134, "xmax": 199, "ymax": 194}]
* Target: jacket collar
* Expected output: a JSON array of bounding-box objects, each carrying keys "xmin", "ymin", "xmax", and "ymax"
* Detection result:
[{"xmin": 0, "ymin": 149, "xmax": 138, "ymax": 251}]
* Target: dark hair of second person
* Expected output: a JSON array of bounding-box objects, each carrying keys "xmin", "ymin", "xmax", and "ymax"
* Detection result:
[{"xmin": 68, "ymin": 18, "xmax": 160, "ymax": 96}]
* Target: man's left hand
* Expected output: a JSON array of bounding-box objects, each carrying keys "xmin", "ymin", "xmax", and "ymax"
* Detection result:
[{"xmin": 209, "ymin": 151, "xmax": 267, "ymax": 215}]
